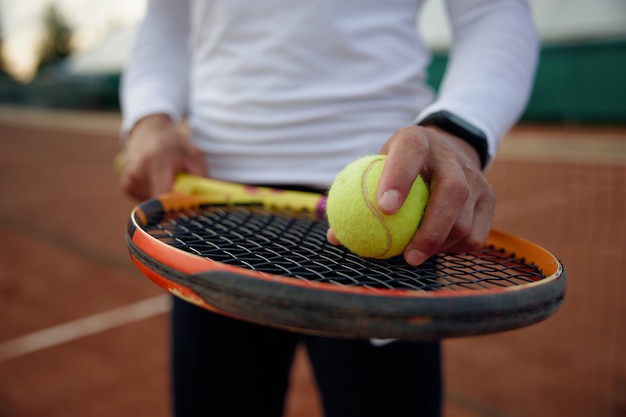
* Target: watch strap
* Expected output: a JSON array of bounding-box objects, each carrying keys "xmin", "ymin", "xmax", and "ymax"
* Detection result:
[{"xmin": 418, "ymin": 110, "xmax": 490, "ymax": 169}]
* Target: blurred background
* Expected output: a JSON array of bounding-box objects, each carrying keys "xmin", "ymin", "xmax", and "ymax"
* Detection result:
[
  {"xmin": 0, "ymin": 1, "xmax": 624, "ymax": 416},
  {"xmin": 0, "ymin": 0, "xmax": 625, "ymax": 122}
]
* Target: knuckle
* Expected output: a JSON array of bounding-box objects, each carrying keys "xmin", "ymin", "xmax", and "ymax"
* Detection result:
[
  {"xmin": 479, "ymin": 192, "xmax": 497, "ymax": 216},
  {"xmin": 450, "ymin": 219, "xmax": 472, "ymax": 242},
  {"xmin": 460, "ymin": 234, "xmax": 485, "ymax": 253},
  {"xmin": 415, "ymin": 230, "xmax": 446, "ymax": 256},
  {"xmin": 396, "ymin": 126, "xmax": 430, "ymax": 153},
  {"xmin": 442, "ymin": 175, "xmax": 470, "ymax": 203},
  {"xmin": 474, "ymin": 185, "xmax": 496, "ymax": 218},
  {"xmin": 486, "ymin": 184, "xmax": 497, "ymax": 203}
]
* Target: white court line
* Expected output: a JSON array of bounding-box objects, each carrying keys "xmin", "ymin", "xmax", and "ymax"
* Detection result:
[{"xmin": 0, "ymin": 295, "xmax": 171, "ymax": 362}]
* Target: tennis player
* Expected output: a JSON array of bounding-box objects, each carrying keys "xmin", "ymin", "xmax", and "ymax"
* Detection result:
[{"xmin": 118, "ymin": 1, "xmax": 539, "ymax": 416}]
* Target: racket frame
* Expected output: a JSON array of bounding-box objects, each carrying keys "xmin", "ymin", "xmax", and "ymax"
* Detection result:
[{"xmin": 126, "ymin": 187, "xmax": 566, "ymax": 341}]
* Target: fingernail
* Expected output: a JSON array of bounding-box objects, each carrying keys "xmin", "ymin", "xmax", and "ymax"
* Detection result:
[
  {"xmin": 326, "ymin": 228, "xmax": 341, "ymax": 246},
  {"xmin": 379, "ymin": 189, "xmax": 400, "ymax": 213},
  {"xmin": 406, "ymin": 249, "xmax": 428, "ymax": 266}
]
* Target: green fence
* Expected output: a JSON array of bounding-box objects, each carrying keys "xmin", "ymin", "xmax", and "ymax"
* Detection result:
[
  {"xmin": 2, "ymin": 38, "xmax": 625, "ymax": 123},
  {"xmin": 427, "ymin": 38, "xmax": 626, "ymax": 124},
  {"xmin": 0, "ymin": 72, "xmax": 120, "ymax": 111}
]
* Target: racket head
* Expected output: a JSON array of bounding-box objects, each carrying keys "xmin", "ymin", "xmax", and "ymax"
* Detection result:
[{"xmin": 126, "ymin": 190, "xmax": 566, "ymax": 341}]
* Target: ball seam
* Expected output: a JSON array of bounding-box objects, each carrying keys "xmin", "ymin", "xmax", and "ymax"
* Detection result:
[{"xmin": 361, "ymin": 158, "xmax": 392, "ymax": 258}]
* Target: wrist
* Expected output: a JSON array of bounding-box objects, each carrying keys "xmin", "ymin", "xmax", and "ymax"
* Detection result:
[
  {"xmin": 130, "ymin": 114, "xmax": 174, "ymax": 138},
  {"xmin": 418, "ymin": 110, "xmax": 490, "ymax": 169},
  {"xmin": 423, "ymin": 125, "xmax": 483, "ymax": 169}
]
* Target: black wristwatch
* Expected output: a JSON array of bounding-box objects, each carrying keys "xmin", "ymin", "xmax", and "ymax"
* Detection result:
[{"xmin": 418, "ymin": 110, "xmax": 490, "ymax": 169}]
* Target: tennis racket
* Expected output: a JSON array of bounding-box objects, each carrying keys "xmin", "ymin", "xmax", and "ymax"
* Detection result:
[{"xmin": 125, "ymin": 173, "xmax": 567, "ymax": 341}]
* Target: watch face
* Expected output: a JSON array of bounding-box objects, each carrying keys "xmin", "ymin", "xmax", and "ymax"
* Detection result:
[{"xmin": 446, "ymin": 112, "xmax": 487, "ymax": 139}]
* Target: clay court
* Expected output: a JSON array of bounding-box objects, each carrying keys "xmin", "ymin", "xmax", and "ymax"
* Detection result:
[{"xmin": 0, "ymin": 106, "xmax": 624, "ymax": 417}]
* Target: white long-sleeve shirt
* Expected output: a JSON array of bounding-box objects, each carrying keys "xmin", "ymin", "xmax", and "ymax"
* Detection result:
[{"xmin": 121, "ymin": 0, "xmax": 538, "ymax": 186}]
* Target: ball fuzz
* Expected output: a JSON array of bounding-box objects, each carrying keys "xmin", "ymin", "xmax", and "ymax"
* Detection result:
[{"xmin": 326, "ymin": 155, "xmax": 429, "ymax": 259}]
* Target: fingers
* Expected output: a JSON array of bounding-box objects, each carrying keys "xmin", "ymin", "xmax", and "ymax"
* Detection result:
[
  {"xmin": 401, "ymin": 129, "xmax": 494, "ymax": 265},
  {"xmin": 182, "ymin": 139, "xmax": 209, "ymax": 178},
  {"xmin": 404, "ymin": 157, "xmax": 471, "ymax": 265},
  {"xmin": 150, "ymin": 158, "xmax": 177, "ymax": 197},
  {"xmin": 405, "ymin": 180, "xmax": 493, "ymax": 265},
  {"xmin": 337, "ymin": 125, "xmax": 496, "ymax": 266},
  {"xmin": 119, "ymin": 152, "xmax": 152, "ymax": 201},
  {"xmin": 377, "ymin": 127, "xmax": 429, "ymax": 214},
  {"xmin": 442, "ymin": 185, "xmax": 495, "ymax": 254},
  {"xmin": 326, "ymin": 228, "xmax": 341, "ymax": 246},
  {"xmin": 149, "ymin": 137, "xmax": 208, "ymax": 197},
  {"xmin": 117, "ymin": 115, "xmax": 208, "ymax": 201}
]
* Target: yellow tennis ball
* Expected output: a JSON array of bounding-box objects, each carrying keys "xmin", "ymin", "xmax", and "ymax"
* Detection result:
[{"xmin": 326, "ymin": 155, "xmax": 429, "ymax": 259}]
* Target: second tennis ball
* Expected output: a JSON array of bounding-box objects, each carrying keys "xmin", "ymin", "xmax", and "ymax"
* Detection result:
[{"xmin": 326, "ymin": 155, "xmax": 429, "ymax": 259}]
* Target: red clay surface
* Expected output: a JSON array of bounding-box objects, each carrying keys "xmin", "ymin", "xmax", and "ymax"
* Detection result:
[{"xmin": 0, "ymin": 107, "xmax": 624, "ymax": 417}]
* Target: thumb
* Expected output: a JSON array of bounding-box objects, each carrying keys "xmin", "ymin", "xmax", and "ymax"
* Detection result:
[
  {"xmin": 184, "ymin": 154, "xmax": 209, "ymax": 178},
  {"xmin": 181, "ymin": 139, "xmax": 208, "ymax": 178}
]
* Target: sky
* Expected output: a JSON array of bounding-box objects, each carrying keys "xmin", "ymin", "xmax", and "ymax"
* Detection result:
[{"xmin": 1, "ymin": 0, "xmax": 146, "ymax": 79}]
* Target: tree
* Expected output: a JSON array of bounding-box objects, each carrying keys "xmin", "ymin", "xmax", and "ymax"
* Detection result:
[
  {"xmin": 36, "ymin": 3, "xmax": 74, "ymax": 72},
  {"xmin": 0, "ymin": 7, "xmax": 7, "ymax": 75}
]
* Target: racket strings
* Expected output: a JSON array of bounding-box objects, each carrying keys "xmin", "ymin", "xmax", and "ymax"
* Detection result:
[
  {"xmin": 435, "ymin": 253, "xmax": 542, "ymax": 290},
  {"xmin": 145, "ymin": 205, "xmax": 544, "ymax": 292}
]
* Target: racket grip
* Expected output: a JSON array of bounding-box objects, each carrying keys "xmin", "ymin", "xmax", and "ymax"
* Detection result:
[{"xmin": 173, "ymin": 173, "xmax": 327, "ymax": 216}]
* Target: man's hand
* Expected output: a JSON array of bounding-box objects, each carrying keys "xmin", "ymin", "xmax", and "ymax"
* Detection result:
[
  {"xmin": 118, "ymin": 114, "xmax": 208, "ymax": 201},
  {"xmin": 328, "ymin": 125, "xmax": 495, "ymax": 266},
  {"xmin": 377, "ymin": 125, "xmax": 496, "ymax": 266}
]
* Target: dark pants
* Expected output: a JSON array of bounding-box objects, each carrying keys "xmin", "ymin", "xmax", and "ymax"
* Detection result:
[{"xmin": 171, "ymin": 296, "xmax": 442, "ymax": 417}]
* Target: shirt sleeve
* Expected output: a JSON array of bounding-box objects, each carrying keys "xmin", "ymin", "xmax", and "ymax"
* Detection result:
[
  {"xmin": 120, "ymin": 0, "xmax": 190, "ymax": 136},
  {"xmin": 415, "ymin": 0, "xmax": 540, "ymax": 166}
]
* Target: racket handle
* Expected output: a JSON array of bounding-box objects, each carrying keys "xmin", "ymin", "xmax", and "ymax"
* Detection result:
[
  {"xmin": 113, "ymin": 151, "xmax": 327, "ymax": 215},
  {"xmin": 173, "ymin": 173, "xmax": 327, "ymax": 216}
]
